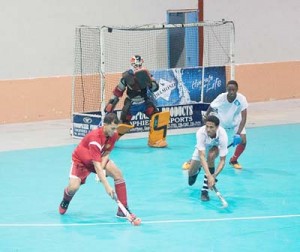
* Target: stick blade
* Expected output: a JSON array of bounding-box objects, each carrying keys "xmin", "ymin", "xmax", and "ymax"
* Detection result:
[{"xmin": 221, "ymin": 200, "xmax": 229, "ymax": 208}]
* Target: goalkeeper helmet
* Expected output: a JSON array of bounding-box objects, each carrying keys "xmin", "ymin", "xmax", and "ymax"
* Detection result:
[{"xmin": 130, "ymin": 55, "xmax": 144, "ymax": 69}]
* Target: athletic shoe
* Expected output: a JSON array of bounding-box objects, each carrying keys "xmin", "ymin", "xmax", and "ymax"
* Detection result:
[
  {"xmin": 188, "ymin": 171, "xmax": 199, "ymax": 186},
  {"xmin": 59, "ymin": 200, "xmax": 70, "ymax": 215},
  {"xmin": 229, "ymin": 160, "xmax": 242, "ymax": 169},
  {"xmin": 182, "ymin": 160, "xmax": 192, "ymax": 170},
  {"xmin": 116, "ymin": 207, "xmax": 136, "ymax": 219},
  {"xmin": 201, "ymin": 190, "xmax": 210, "ymax": 201}
]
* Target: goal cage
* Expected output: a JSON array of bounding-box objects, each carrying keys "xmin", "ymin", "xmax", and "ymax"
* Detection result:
[{"xmin": 72, "ymin": 20, "xmax": 235, "ymax": 138}]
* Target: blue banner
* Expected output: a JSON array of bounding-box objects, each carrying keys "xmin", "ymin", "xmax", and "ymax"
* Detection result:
[
  {"xmin": 72, "ymin": 112, "xmax": 102, "ymax": 138},
  {"xmin": 151, "ymin": 66, "xmax": 226, "ymax": 106},
  {"xmin": 72, "ymin": 66, "xmax": 225, "ymax": 138}
]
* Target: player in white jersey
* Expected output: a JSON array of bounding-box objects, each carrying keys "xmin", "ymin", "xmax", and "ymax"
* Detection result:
[
  {"xmin": 187, "ymin": 115, "xmax": 228, "ymax": 201},
  {"xmin": 203, "ymin": 80, "xmax": 248, "ymax": 169}
]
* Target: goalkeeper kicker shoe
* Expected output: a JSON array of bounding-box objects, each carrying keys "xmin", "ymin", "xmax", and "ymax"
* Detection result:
[
  {"xmin": 116, "ymin": 207, "xmax": 136, "ymax": 219},
  {"xmin": 229, "ymin": 160, "xmax": 242, "ymax": 169},
  {"xmin": 148, "ymin": 139, "xmax": 168, "ymax": 148},
  {"xmin": 59, "ymin": 200, "xmax": 70, "ymax": 215}
]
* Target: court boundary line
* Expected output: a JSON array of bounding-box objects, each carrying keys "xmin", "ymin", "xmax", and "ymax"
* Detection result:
[{"xmin": 1, "ymin": 214, "xmax": 300, "ymax": 227}]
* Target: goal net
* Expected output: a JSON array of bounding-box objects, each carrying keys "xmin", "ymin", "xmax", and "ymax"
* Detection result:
[{"xmin": 72, "ymin": 21, "xmax": 235, "ymax": 117}]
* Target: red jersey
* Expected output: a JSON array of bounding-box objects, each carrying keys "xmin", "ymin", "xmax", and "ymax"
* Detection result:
[{"xmin": 72, "ymin": 127, "xmax": 119, "ymax": 172}]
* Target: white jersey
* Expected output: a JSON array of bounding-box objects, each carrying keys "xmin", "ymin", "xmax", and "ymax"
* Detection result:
[
  {"xmin": 194, "ymin": 125, "xmax": 228, "ymax": 157},
  {"xmin": 210, "ymin": 92, "xmax": 248, "ymax": 129}
]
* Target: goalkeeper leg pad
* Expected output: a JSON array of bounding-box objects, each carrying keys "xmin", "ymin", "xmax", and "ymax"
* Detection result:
[
  {"xmin": 117, "ymin": 124, "xmax": 134, "ymax": 136},
  {"xmin": 148, "ymin": 111, "xmax": 170, "ymax": 148}
]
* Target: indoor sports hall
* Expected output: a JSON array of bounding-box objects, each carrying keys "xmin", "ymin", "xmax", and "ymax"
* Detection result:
[
  {"xmin": 0, "ymin": 99, "xmax": 299, "ymax": 251},
  {"xmin": 1, "ymin": 1, "xmax": 299, "ymax": 251}
]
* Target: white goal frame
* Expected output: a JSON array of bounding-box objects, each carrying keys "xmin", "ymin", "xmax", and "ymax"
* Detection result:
[{"xmin": 71, "ymin": 20, "xmax": 235, "ymax": 137}]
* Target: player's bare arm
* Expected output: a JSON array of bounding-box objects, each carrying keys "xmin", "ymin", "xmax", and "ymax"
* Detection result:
[
  {"xmin": 237, "ymin": 109, "xmax": 247, "ymax": 135},
  {"xmin": 93, "ymin": 160, "xmax": 114, "ymax": 198},
  {"xmin": 214, "ymin": 156, "xmax": 226, "ymax": 177},
  {"xmin": 203, "ymin": 106, "xmax": 213, "ymax": 120}
]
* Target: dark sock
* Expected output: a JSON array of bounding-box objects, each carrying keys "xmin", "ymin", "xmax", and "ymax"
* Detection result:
[
  {"xmin": 202, "ymin": 167, "xmax": 215, "ymax": 191},
  {"xmin": 63, "ymin": 188, "xmax": 75, "ymax": 202}
]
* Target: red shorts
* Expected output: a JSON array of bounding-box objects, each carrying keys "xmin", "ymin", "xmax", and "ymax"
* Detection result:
[{"xmin": 69, "ymin": 162, "xmax": 93, "ymax": 184}]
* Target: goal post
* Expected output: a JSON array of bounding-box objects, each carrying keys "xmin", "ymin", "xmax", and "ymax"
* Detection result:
[{"xmin": 72, "ymin": 20, "xmax": 235, "ymax": 138}]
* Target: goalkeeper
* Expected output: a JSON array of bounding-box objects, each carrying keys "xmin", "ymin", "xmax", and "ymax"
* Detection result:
[{"xmin": 105, "ymin": 55, "xmax": 170, "ymax": 148}]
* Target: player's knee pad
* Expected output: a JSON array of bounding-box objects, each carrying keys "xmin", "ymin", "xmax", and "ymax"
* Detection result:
[{"xmin": 148, "ymin": 111, "xmax": 170, "ymax": 148}]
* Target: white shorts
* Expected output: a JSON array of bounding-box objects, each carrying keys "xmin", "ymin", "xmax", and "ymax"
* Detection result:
[{"xmin": 191, "ymin": 147, "xmax": 217, "ymax": 161}]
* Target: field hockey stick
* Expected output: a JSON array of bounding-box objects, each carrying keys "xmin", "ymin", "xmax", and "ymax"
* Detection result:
[
  {"xmin": 227, "ymin": 142, "xmax": 233, "ymax": 148},
  {"xmin": 113, "ymin": 194, "xmax": 141, "ymax": 226},
  {"xmin": 211, "ymin": 139, "xmax": 236, "ymax": 207},
  {"xmin": 212, "ymin": 185, "xmax": 228, "ymax": 208}
]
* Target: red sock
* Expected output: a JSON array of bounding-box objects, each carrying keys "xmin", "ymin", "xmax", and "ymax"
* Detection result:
[
  {"xmin": 231, "ymin": 144, "xmax": 246, "ymax": 162},
  {"xmin": 63, "ymin": 188, "xmax": 75, "ymax": 202},
  {"xmin": 115, "ymin": 179, "xmax": 127, "ymax": 208}
]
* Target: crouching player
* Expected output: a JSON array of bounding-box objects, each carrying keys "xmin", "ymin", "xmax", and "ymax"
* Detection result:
[
  {"xmin": 59, "ymin": 113, "xmax": 137, "ymax": 219},
  {"xmin": 187, "ymin": 115, "xmax": 228, "ymax": 201}
]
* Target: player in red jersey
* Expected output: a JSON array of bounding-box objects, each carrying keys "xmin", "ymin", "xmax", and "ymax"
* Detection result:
[{"xmin": 59, "ymin": 113, "xmax": 136, "ymax": 219}]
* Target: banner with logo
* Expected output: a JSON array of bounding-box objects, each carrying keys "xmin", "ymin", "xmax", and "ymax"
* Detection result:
[
  {"xmin": 72, "ymin": 112, "xmax": 102, "ymax": 138},
  {"xmin": 151, "ymin": 66, "xmax": 226, "ymax": 106},
  {"xmin": 72, "ymin": 66, "xmax": 225, "ymax": 138},
  {"xmin": 125, "ymin": 103, "xmax": 209, "ymax": 133},
  {"xmin": 72, "ymin": 103, "xmax": 209, "ymax": 138}
]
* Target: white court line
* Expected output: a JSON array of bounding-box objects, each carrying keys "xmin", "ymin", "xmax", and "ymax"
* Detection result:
[{"xmin": 0, "ymin": 214, "xmax": 300, "ymax": 227}]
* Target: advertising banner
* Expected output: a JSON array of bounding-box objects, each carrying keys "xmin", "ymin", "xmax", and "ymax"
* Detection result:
[
  {"xmin": 151, "ymin": 66, "xmax": 226, "ymax": 106},
  {"xmin": 72, "ymin": 66, "xmax": 225, "ymax": 138},
  {"xmin": 72, "ymin": 103, "xmax": 209, "ymax": 138}
]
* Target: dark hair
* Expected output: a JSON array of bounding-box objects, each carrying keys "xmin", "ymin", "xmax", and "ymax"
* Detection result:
[
  {"xmin": 206, "ymin": 115, "xmax": 220, "ymax": 126},
  {"xmin": 103, "ymin": 113, "xmax": 119, "ymax": 124},
  {"xmin": 227, "ymin": 80, "xmax": 238, "ymax": 88}
]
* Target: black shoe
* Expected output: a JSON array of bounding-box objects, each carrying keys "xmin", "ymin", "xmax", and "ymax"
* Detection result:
[
  {"xmin": 116, "ymin": 206, "xmax": 136, "ymax": 219},
  {"xmin": 201, "ymin": 191, "xmax": 210, "ymax": 201},
  {"xmin": 59, "ymin": 200, "xmax": 70, "ymax": 215},
  {"xmin": 188, "ymin": 171, "xmax": 199, "ymax": 186}
]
